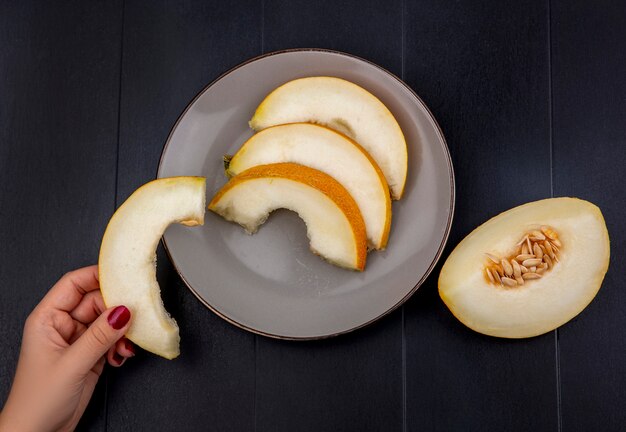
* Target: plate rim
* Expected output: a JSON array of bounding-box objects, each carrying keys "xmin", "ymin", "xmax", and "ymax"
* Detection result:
[{"xmin": 157, "ymin": 47, "xmax": 456, "ymax": 340}]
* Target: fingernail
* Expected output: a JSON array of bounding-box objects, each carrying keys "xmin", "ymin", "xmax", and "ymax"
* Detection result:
[
  {"xmin": 112, "ymin": 351, "xmax": 125, "ymax": 366},
  {"xmin": 107, "ymin": 306, "xmax": 131, "ymax": 330},
  {"xmin": 124, "ymin": 340, "xmax": 136, "ymax": 356}
]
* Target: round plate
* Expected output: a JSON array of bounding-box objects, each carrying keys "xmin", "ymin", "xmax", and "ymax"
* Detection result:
[{"xmin": 158, "ymin": 49, "xmax": 454, "ymax": 339}]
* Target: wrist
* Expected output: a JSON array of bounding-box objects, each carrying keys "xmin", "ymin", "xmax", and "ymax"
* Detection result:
[
  {"xmin": 0, "ymin": 395, "xmax": 44, "ymax": 432},
  {"xmin": 0, "ymin": 404, "xmax": 25, "ymax": 432}
]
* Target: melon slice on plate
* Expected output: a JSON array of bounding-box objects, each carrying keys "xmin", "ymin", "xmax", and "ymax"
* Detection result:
[
  {"xmin": 99, "ymin": 177, "xmax": 206, "ymax": 359},
  {"xmin": 439, "ymin": 197, "xmax": 610, "ymax": 338},
  {"xmin": 249, "ymin": 76, "xmax": 408, "ymax": 199},
  {"xmin": 209, "ymin": 162, "xmax": 367, "ymax": 271},
  {"xmin": 226, "ymin": 123, "xmax": 391, "ymax": 250}
]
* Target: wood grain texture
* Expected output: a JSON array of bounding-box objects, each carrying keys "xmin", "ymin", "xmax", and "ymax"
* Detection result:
[
  {"xmin": 263, "ymin": 0, "xmax": 402, "ymax": 74},
  {"xmin": 256, "ymin": 314, "xmax": 402, "ymax": 432},
  {"xmin": 403, "ymin": 1, "xmax": 557, "ymax": 431},
  {"xmin": 106, "ymin": 1, "xmax": 260, "ymax": 431},
  {"xmin": 255, "ymin": 1, "xmax": 403, "ymax": 431},
  {"xmin": 0, "ymin": 2, "xmax": 122, "ymax": 431},
  {"xmin": 551, "ymin": 1, "xmax": 626, "ymax": 430}
]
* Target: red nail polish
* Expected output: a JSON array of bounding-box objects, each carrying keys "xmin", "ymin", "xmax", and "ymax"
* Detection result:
[
  {"xmin": 112, "ymin": 351, "xmax": 125, "ymax": 366},
  {"xmin": 124, "ymin": 340, "xmax": 136, "ymax": 355},
  {"xmin": 107, "ymin": 306, "xmax": 131, "ymax": 330}
]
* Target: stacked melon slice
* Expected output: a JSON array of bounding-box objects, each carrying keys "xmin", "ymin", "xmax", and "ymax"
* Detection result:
[{"xmin": 209, "ymin": 77, "xmax": 408, "ymax": 271}]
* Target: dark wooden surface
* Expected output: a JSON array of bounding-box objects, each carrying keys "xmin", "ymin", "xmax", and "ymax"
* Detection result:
[{"xmin": 1, "ymin": 1, "xmax": 624, "ymax": 431}]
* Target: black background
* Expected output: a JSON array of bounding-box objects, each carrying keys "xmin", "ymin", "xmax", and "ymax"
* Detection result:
[{"xmin": 1, "ymin": 1, "xmax": 625, "ymax": 431}]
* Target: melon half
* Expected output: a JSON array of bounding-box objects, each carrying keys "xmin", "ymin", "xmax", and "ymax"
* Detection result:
[
  {"xmin": 249, "ymin": 76, "xmax": 408, "ymax": 199},
  {"xmin": 439, "ymin": 198, "xmax": 610, "ymax": 338},
  {"xmin": 209, "ymin": 162, "xmax": 367, "ymax": 271},
  {"xmin": 226, "ymin": 123, "xmax": 391, "ymax": 250},
  {"xmin": 99, "ymin": 177, "xmax": 206, "ymax": 359}
]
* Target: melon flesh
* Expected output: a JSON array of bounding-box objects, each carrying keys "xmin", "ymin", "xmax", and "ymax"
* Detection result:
[
  {"xmin": 439, "ymin": 197, "xmax": 610, "ymax": 338},
  {"xmin": 209, "ymin": 163, "xmax": 367, "ymax": 271},
  {"xmin": 250, "ymin": 76, "xmax": 408, "ymax": 199},
  {"xmin": 99, "ymin": 177, "xmax": 206, "ymax": 359},
  {"xmin": 227, "ymin": 123, "xmax": 391, "ymax": 250}
]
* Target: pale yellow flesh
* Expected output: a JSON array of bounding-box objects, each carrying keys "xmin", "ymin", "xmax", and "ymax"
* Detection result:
[
  {"xmin": 228, "ymin": 123, "xmax": 391, "ymax": 249},
  {"xmin": 99, "ymin": 177, "xmax": 206, "ymax": 359},
  {"xmin": 250, "ymin": 76, "xmax": 408, "ymax": 199},
  {"xmin": 439, "ymin": 198, "xmax": 610, "ymax": 338},
  {"xmin": 210, "ymin": 177, "xmax": 360, "ymax": 270}
]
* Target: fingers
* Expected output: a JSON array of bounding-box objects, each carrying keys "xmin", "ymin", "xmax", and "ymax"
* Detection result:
[
  {"xmin": 62, "ymin": 305, "xmax": 131, "ymax": 376},
  {"xmin": 40, "ymin": 265, "xmax": 101, "ymax": 313},
  {"xmin": 70, "ymin": 290, "xmax": 106, "ymax": 325},
  {"xmin": 107, "ymin": 338, "xmax": 136, "ymax": 367},
  {"xmin": 69, "ymin": 321, "xmax": 88, "ymax": 344}
]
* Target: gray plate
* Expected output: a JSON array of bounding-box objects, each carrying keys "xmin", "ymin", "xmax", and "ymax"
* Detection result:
[{"xmin": 157, "ymin": 49, "xmax": 455, "ymax": 339}]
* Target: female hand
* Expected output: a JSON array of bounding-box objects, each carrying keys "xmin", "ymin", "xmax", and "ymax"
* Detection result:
[{"xmin": 0, "ymin": 265, "xmax": 135, "ymax": 432}]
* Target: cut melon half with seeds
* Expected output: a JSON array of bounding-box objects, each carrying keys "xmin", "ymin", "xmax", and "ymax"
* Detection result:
[
  {"xmin": 226, "ymin": 123, "xmax": 391, "ymax": 249},
  {"xmin": 439, "ymin": 197, "xmax": 610, "ymax": 338},
  {"xmin": 249, "ymin": 76, "xmax": 408, "ymax": 199},
  {"xmin": 209, "ymin": 162, "xmax": 367, "ymax": 271},
  {"xmin": 99, "ymin": 177, "xmax": 206, "ymax": 359}
]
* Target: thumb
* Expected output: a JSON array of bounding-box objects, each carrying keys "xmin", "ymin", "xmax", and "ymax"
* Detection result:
[{"xmin": 64, "ymin": 305, "xmax": 131, "ymax": 375}]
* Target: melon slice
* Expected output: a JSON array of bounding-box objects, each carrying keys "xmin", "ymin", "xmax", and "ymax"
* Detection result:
[
  {"xmin": 249, "ymin": 76, "xmax": 408, "ymax": 199},
  {"xmin": 209, "ymin": 162, "xmax": 367, "ymax": 271},
  {"xmin": 439, "ymin": 197, "xmax": 610, "ymax": 338},
  {"xmin": 226, "ymin": 123, "xmax": 391, "ymax": 250},
  {"xmin": 99, "ymin": 177, "xmax": 206, "ymax": 359}
]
